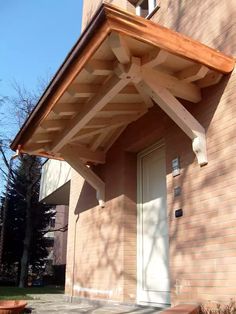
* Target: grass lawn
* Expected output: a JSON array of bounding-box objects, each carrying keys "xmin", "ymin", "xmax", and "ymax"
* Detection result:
[{"xmin": 0, "ymin": 286, "xmax": 64, "ymax": 300}]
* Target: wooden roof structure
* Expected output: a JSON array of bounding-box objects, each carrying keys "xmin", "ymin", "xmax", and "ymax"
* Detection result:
[{"xmin": 11, "ymin": 3, "xmax": 235, "ymax": 206}]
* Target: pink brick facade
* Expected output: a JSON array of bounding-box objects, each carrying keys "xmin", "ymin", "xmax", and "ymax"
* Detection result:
[
  {"xmin": 64, "ymin": 0, "xmax": 236, "ymax": 307},
  {"xmin": 53, "ymin": 205, "xmax": 68, "ymax": 266}
]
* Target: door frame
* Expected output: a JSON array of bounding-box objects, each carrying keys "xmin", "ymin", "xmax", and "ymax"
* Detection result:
[{"xmin": 136, "ymin": 140, "xmax": 170, "ymax": 306}]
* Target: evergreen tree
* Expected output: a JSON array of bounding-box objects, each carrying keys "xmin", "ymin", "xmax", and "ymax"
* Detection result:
[{"xmin": 0, "ymin": 154, "xmax": 54, "ymax": 286}]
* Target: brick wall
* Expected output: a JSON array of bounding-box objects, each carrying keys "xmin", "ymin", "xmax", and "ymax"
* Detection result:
[
  {"xmin": 65, "ymin": 0, "xmax": 236, "ymax": 306},
  {"xmin": 53, "ymin": 205, "xmax": 68, "ymax": 266},
  {"xmin": 81, "ymin": 0, "xmax": 135, "ymax": 31},
  {"xmin": 151, "ymin": 0, "xmax": 236, "ymax": 56},
  {"xmin": 166, "ymin": 69, "xmax": 236, "ymax": 305}
]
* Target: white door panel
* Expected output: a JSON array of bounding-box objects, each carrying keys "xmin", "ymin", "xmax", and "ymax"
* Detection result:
[{"xmin": 137, "ymin": 144, "xmax": 170, "ymax": 306}]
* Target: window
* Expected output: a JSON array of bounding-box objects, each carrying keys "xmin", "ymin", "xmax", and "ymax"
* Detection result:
[{"xmin": 136, "ymin": 0, "xmax": 159, "ymax": 18}]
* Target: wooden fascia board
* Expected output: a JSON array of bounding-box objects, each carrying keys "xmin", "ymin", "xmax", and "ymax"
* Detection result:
[
  {"xmin": 19, "ymin": 149, "xmax": 64, "ymax": 161},
  {"xmin": 11, "ymin": 2, "xmax": 235, "ymax": 153},
  {"xmin": 104, "ymin": 4, "xmax": 235, "ymax": 74}
]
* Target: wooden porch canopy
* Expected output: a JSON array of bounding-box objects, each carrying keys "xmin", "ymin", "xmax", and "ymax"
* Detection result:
[{"xmin": 11, "ymin": 3, "xmax": 235, "ymax": 206}]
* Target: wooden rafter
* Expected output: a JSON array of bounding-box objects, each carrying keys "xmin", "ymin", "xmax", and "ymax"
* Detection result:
[
  {"xmin": 50, "ymin": 58, "xmax": 141, "ymax": 153},
  {"xmin": 30, "ymin": 133, "xmax": 54, "ymax": 144},
  {"xmin": 196, "ymin": 71, "xmax": 223, "ymax": 88},
  {"xmin": 176, "ymin": 64, "xmax": 209, "ymax": 82},
  {"xmin": 52, "ymin": 102, "xmax": 82, "ymax": 116},
  {"xmin": 51, "ymin": 75, "xmax": 129, "ymax": 152},
  {"xmin": 109, "ymin": 32, "xmax": 130, "ymax": 64},
  {"xmin": 90, "ymin": 131, "xmax": 111, "ymax": 152},
  {"xmin": 134, "ymin": 83, "xmax": 154, "ymax": 108},
  {"xmin": 105, "ymin": 4, "xmax": 234, "ymax": 73},
  {"xmin": 103, "ymin": 125, "xmax": 127, "ymax": 152},
  {"xmin": 84, "ymin": 113, "xmax": 146, "ymax": 128},
  {"xmin": 67, "ymin": 83, "xmax": 138, "ymax": 97},
  {"xmin": 141, "ymin": 67, "xmax": 201, "ymax": 103},
  {"xmin": 70, "ymin": 124, "xmax": 126, "ymax": 141},
  {"xmin": 61, "ymin": 143, "xmax": 105, "ymax": 164},
  {"xmin": 39, "ymin": 120, "xmax": 67, "ymax": 131},
  {"xmin": 98, "ymin": 102, "xmax": 148, "ymax": 116},
  {"xmin": 84, "ymin": 59, "xmax": 114, "ymax": 75},
  {"xmin": 142, "ymin": 49, "xmax": 169, "ymax": 68},
  {"xmin": 11, "ymin": 3, "xmax": 235, "ymax": 153}
]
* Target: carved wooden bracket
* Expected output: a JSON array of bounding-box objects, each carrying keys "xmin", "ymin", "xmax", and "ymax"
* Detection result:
[
  {"xmin": 139, "ymin": 68, "xmax": 208, "ymax": 166},
  {"xmin": 61, "ymin": 146, "xmax": 105, "ymax": 207}
]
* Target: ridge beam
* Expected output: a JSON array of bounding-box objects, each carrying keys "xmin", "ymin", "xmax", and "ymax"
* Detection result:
[
  {"xmin": 60, "ymin": 147, "xmax": 105, "ymax": 207},
  {"xmin": 139, "ymin": 77, "xmax": 207, "ymax": 166}
]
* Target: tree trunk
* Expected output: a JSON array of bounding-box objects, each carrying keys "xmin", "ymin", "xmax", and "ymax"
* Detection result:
[{"xmin": 19, "ymin": 182, "xmax": 32, "ymax": 288}]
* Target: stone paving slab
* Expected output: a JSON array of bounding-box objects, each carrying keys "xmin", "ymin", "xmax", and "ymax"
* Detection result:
[{"xmin": 25, "ymin": 294, "xmax": 163, "ymax": 314}]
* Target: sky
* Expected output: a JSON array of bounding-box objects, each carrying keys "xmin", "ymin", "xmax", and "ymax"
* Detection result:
[
  {"xmin": 0, "ymin": 0, "xmax": 83, "ymax": 192},
  {"xmin": 0, "ymin": 0, "xmax": 83, "ymax": 139}
]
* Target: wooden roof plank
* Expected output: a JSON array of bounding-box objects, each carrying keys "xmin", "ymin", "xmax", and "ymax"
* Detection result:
[
  {"xmin": 11, "ymin": 3, "xmax": 235, "ymax": 154},
  {"xmin": 105, "ymin": 3, "xmax": 235, "ymax": 73},
  {"xmin": 50, "ymin": 73, "xmax": 132, "ymax": 153}
]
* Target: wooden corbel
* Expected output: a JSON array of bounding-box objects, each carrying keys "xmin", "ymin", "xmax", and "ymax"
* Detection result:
[
  {"xmin": 139, "ymin": 70, "xmax": 208, "ymax": 166},
  {"xmin": 61, "ymin": 146, "xmax": 105, "ymax": 207}
]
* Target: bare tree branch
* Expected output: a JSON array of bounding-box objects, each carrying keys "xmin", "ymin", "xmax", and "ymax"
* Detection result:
[{"xmin": 41, "ymin": 224, "xmax": 68, "ymax": 235}]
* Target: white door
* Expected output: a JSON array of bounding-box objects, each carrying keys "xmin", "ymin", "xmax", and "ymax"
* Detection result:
[{"xmin": 137, "ymin": 143, "xmax": 170, "ymax": 306}]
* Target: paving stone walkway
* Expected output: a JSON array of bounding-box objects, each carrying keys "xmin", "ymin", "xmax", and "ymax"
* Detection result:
[{"xmin": 25, "ymin": 294, "xmax": 163, "ymax": 314}]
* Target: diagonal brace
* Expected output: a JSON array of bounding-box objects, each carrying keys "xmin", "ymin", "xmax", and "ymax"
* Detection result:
[
  {"xmin": 61, "ymin": 147, "xmax": 105, "ymax": 207},
  {"xmin": 138, "ymin": 77, "xmax": 208, "ymax": 166}
]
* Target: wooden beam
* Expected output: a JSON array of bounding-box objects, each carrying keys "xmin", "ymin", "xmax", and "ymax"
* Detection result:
[
  {"xmin": 100, "ymin": 109, "xmax": 146, "ymax": 152},
  {"xmin": 176, "ymin": 64, "xmax": 209, "ymax": 82},
  {"xmin": 134, "ymin": 83, "xmax": 154, "ymax": 108},
  {"xmin": 196, "ymin": 71, "xmax": 223, "ymax": 88},
  {"xmin": 23, "ymin": 143, "xmax": 48, "ymax": 154},
  {"xmin": 39, "ymin": 120, "xmax": 66, "ymax": 131},
  {"xmin": 50, "ymin": 58, "xmax": 141, "ymax": 152},
  {"xmin": 67, "ymin": 83, "xmax": 100, "ymax": 97},
  {"xmin": 141, "ymin": 67, "xmax": 201, "ymax": 103},
  {"xmin": 11, "ymin": 3, "xmax": 235, "ymax": 154},
  {"xmin": 60, "ymin": 143, "xmax": 105, "ymax": 164},
  {"xmin": 60, "ymin": 149, "xmax": 105, "ymax": 207},
  {"xmin": 103, "ymin": 125, "xmax": 127, "ymax": 152},
  {"xmin": 98, "ymin": 102, "xmax": 147, "ymax": 115},
  {"xmin": 90, "ymin": 131, "xmax": 111, "ymax": 152},
  {"xmin": 67, "ymin": 83, "xmax": 138, "ymax": 97},
  {"xmin": 140, "ymin": 77, "xmax": 207, "ymax": 166},
  {"xmin": 115, "ymin": 57, "xmax": 141, "ymax": 83},
  {"xmin": 109, "ymin": 32, "xmax": 131, "ymax": 64},
  {"xmin": 85, "ymin": 59, "xmax": 114, "ymax": 75},
  {"xmin": 51, "ymin": 73, "xmax": 133, "ymax": 152},
  {"xmin": 30, "ymin": 133, "xmax": 54, "ymax": 144},
  {"xmin": 142, "ymin": 49, "xmax": 169, "ymax": 68},
  {"xmin": 105, "ymin": 4, "xmax": 235, "ymax": 73},
  {"xmin": 52, "ymin": 102, "xmax": 82, "ymax": 116},
  {"xmin": 70, "ymin": 124, "xmax": 122, "ymax": 142},
  {"xmin": 84, "ymin": 113, "xmax": 145, "ymax": 128}
]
